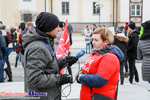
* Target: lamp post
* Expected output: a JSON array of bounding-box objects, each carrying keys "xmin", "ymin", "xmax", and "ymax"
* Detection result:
[
  {"xmin": 45, "ymin": 0, "xmax": 46, "ymax": 12},
  {"xmin": 95, "ymin": 1, "xmax": 104, "ymax": 25}
]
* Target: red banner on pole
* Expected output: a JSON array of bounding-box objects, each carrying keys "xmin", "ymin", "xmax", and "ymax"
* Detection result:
[{"xmin": 56, "ymin": 20, "xmax": 70, "ymax": 74}]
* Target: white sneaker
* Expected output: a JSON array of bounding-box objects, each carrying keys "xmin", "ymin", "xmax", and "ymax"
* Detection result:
[{"xmin": 132, "ymin": 82, "xmax": 139, "ymax": 85}]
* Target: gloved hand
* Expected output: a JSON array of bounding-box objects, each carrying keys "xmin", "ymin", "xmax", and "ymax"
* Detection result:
[
  {"xmin": 65, "ymin": 56, "xmax": 78, "ymax": 66},
  {"xmin": 57, "ymin": 56, "xmax": 79, "ymax": 70},
  {"xmin": 59, "ymin": 74, "xmax": 73, "ymax": 85},
  {"xmin": 75, "ymin": 70, "xmax": 83, "ymax": 83},
  {"xmin": 57, "ymin": 57, "xmax": 67, "ymax": 70}
]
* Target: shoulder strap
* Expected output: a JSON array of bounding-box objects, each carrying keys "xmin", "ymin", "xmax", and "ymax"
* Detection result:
[
  {"xmin": 90, "ymin": 87, "xmax": 93, "ymax": 98},
  {"xmin": 42, "ymin": 40, "xmax": 55, "ymax": 58},
  {"xmin": 115, "ymin": 80, "xmax": 119, "ymax": 100}
]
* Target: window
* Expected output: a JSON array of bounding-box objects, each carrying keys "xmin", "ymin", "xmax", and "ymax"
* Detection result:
[
  {"xmin": 131, "ymin": 5, "xmax": 141, "ymax": 16},
  {"xmin": 62, "ymin": 2, "xmax": 69, "ymax": 15},
  {"xmin": 24, "ymin": 14, "xmax": 32, "ymax": 22},
  {"xmin": 93, "ymin": 2, "xmax": 100, "ymax": 15},
  {"xmin": 23, "ymin": 0, "xmax": 31, "ymax": 2}
]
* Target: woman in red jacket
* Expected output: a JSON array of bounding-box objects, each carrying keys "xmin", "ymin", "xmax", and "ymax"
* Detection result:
[{"xmin": 76, "ymin": 27, "xmax": 124, "ymax": 100}]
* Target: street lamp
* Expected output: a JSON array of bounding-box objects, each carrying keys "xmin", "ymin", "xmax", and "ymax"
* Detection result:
[{"xmin": 95, "ymin": 1, "xmax": 104, "ymax": 25}]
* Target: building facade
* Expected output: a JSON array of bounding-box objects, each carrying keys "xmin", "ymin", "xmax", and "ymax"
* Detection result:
[{"xmin": 0, "ymin": 0, "xmax": 150, "ymax": 31}]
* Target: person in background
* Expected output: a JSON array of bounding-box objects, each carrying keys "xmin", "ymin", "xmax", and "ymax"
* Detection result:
[
  {"xmin": 137, "ymin": 22, "xmax": 144, "ymax": 37},
  {"xmin": 125, "ymin": 22, "xmax": 128, "ymax": 36},
  {"xmin": 127, "ymin": 22, "xmax": 139, "ymax": 85},
  {"xmin": 113, "ymin": 25, "xmax": 129, "ymax": 85},
  {"xmin": 97, "ymin": 25, "xmax": 101, "ymax": 29},
  {"xmin": 137, "ymin": 20, "xmax": 150, "ymax": 84},
  {"xmin": 19, "ymin": 22, "xmax": 33, "ymax": 68},
  {"xmin": 15, "ymin": 25, "xmax": 21, "ymax": 68},
  {"xmin": 10, "ymin": 26, "xmax": 17, "ymax": 51},
  {"xmin": 67, "ymin": 23, "xmax": 73, "ymax": 46},
  {"xmin": 90, "ymin": 23, "xmax": 96, "ymax": 49},
  {"xmin": 0, "ymin": 25, "xmax": 13, "ymax": 82},
  {"xmin": 21, "ymin": 22, "xmax": 33, "ymax": 36},
  {"xmin": 84, "ymin": 25, "xmax": 92, "ymax": 54},
  {"xmin": 76, "ymin": 27, "xmax": 124, "ymax": 100},
  {"xmin": 22, "ymin": 12, "xmax": 78, "ymax": 100},
  {"xmin": 54, "ymin": 21, "xmax": 65, "ymax": 51},
  {"xmin": 0, "ymin": 30, "xmax": 6, "ymax": 82}
]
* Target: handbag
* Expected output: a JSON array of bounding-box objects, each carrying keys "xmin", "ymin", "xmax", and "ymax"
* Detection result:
[
  {"xmin": 90, "ymin": 81, "xmax": 119, "ymax": 100},
  {"xmin": 91, "ymin": 93, "xmax": 114, "ymax": 100}
]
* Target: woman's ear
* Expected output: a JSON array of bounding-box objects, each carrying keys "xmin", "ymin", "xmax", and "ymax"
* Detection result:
[{"xmin": 105, "ymin": 39, "xmax": 109, "ymax": 45}]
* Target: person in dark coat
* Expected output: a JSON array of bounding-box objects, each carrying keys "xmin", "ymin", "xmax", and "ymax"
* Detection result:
[
  {"xmin": 127, "ymin": 22, "xmax": 140, "ymax": 85},
  {"xmin": 137, "ymin": 20, "xmax": 150, "ymax": 83},
  {"xmin": 0, "ymin": 30, "xmax": 6, "ymax": 82},
  {"xmin": 67, "ymin": 23, "xmax": 73, "ymax": 46},
  {"xmin": 113, "ymin": 25, "xmax": 129, "ymax": 85}
]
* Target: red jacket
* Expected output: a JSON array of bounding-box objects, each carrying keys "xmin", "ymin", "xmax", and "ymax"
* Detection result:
[
  {"xmin": 17, "ymin": 34, "xmax": 22, "ymax": 54},
  {"xmin": 80, "ymin": 49, "xmax": 120, "ymax": 100}
]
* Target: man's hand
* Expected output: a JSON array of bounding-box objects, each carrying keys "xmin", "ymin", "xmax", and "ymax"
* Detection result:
[
  {"xmin": 57, "ymin": 56, "xmax": 78, "ymax": 70},
  {"xmin": 59, "ymin": 74, "xmax": 73, "ymax": 85}
]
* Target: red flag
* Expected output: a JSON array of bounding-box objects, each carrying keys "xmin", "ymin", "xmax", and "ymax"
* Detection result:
[{"xmin": 56, "ymin": 20, "xmax": 70, "ymax": 74}]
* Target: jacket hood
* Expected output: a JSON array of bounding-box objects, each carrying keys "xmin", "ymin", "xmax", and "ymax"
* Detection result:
[
  {"xmin": 115, "ymin": 33, "xmax": 129, "ymax": 42},
  {"xmin": 22, "ymin": 26, "xmax": 53, "ymax": 48},
  {"xmin": 130, "ymin": 29, "xmax": 140, "ymax": 35},
  {"xmin": 141, "ymin": 23, "xmax": 144, "ymax": 27},
  {"xmin": 95, "ymin": 45, "xmax": 124, "ymax": 62},
  {"xmin": 140, "ymin": 29, "xmax": 150, "ymax": 40}
]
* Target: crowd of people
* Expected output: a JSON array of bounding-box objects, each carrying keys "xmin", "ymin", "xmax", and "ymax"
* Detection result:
[
  {"xmin": 0, "ymin": 12, "xmax": 150, "ymax": 100},
  {"xmin": 0, "ymin": 21, "xmax": 33, "ymax": 82}
]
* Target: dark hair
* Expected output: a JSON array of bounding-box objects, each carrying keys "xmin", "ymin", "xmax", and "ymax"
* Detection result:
[
  {"xmin": 20, "ymin": 22, "xmax": 26, "ymax": 31},
  {"xmin": 92, "ymin": 23, "xmax": 96, "ymax": 27},
  {"xmin": 59, "ymin": 21, "xmax": 64, "ymax": 28},
  {"xmin": 0, "ymin": 21, "xmax": 3, "ymax": 24}
]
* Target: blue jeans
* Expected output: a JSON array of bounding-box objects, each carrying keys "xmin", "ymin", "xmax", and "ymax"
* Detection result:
[
  {"xmin": 0, "ymin": 59, "xmax": 4, "ymax": 82},
  {"xmin": 86, "ymin": 43, "xmax": 90, "ymax": 53},
  {"xmin": 15, "ymin": 53, "xmax": 19, "ymax": 64},
  {"xmin": 12, "ymin": 42, "xmax": 16, "ymax": 50}
]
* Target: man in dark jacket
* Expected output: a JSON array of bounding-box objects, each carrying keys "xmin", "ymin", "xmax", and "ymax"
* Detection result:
[
  {"xmin": 127, "ymin": 22, "xmax": 139, "ymax": 85},
  {"xmin": 22, "ymin": 12, "xmax": 78, "ymax": 100},
  {"xmin": 67, "ymin": 23, "xmax": 73, "ymax": 46},
  {"xmin": 0, "ymin": 30, "xmax": 6, "ymax": 82}
]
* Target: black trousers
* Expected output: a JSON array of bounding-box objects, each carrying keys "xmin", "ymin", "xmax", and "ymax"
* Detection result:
[
  {"xmin": 4, "ymin": 58, "xmax": 12, "ymax": 79},
  {"xmin": 120, "ymin": 60, "xmax": 124, "ymax": 84},
  {"xmin": 124, "ymin": 57, "xmax": 128, "ymax": 72},
  {"xmin": 128, "ymin": 57, "xmax": 139, "ymax": 84}
]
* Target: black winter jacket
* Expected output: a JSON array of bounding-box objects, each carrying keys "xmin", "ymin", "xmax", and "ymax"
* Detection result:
[{"xmin": 127, "ymin": 30, "xmax": 140, "ymax": 58}]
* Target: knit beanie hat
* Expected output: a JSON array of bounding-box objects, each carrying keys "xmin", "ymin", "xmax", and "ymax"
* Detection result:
[
  {"xmin": 128, "ymin": 22, "xmax": 135, "ymax": 30},
  {"xmin": 116, "ymin": 25, "xmax": 124, "ymax": 33},
  {"xmin": 130, "ymin": 21, "xmax": 134, "ymax": 24},
  {"xmin": 144, "ymin": 20, "xmax": 150, "ymax": 30},
  {"xmin": 36, "ymin": 12, "xmax": 60, "ymax": 32},
  {"xmin": 20, "ymin": 22, "xmax": 26, "ymax": 31}
]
